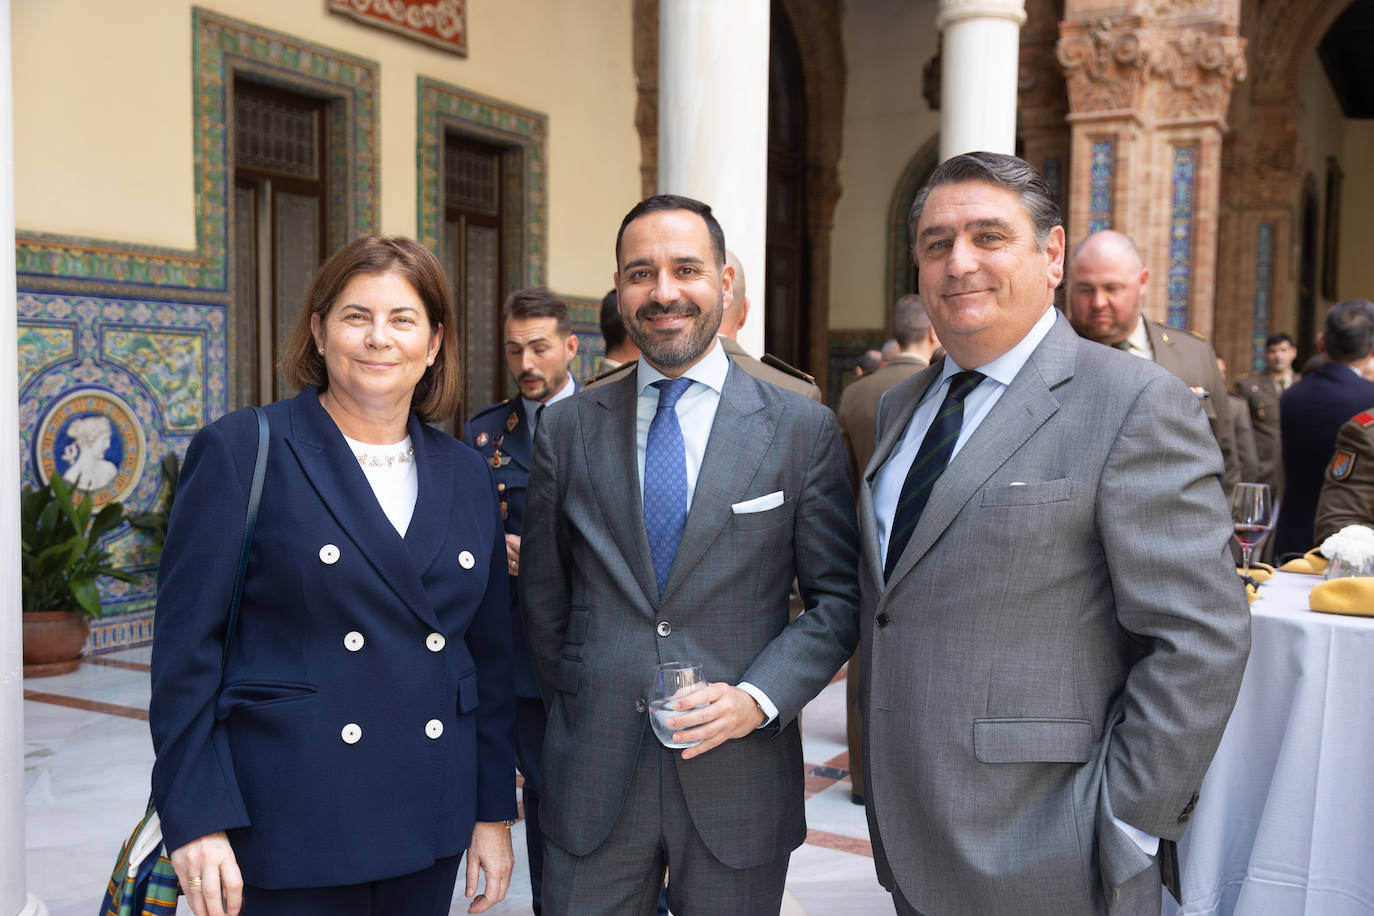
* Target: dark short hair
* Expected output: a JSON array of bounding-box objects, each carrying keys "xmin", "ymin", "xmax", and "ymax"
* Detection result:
[
  {"xmin": 502, "ymin": 285, "xmax": 571, "ymax": 337},
  {"xmin": 1324, "ymin": 299, "xmax": 1374, "ymax": 363},
  {"xmin": 891, "ymin": 294, "xmax": 933, "ymax": 348},
  {"xmin": 282, "ymin": 236, "xmax": 460, "ymax": 422},
  {"xmin": 909, "ymin": 151, "xmax": 1061, "ymax": 253},
  {"xmin": 856, "ymin": 350, "xmax": 882, "ymax": 374},
  {"xmin": 600, "ymin": 289, "xmax": 627, "ymax": 350},
  {"xmin": 1265, "ymin": 332, "xmax": 1296, "ymax": 349},
  {"xmin": 615, "ymin": 194, "xmax": 726, "ymax": 269}
]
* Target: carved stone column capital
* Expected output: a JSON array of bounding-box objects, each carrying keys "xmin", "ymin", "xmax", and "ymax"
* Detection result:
[
  {"xmin": 1150, "ymin": 26, "xmax": 1247, "ymax": 123},
  {"xmin": 1057, "ymin": 17, "xmax": 1151, "ymax": 116}
]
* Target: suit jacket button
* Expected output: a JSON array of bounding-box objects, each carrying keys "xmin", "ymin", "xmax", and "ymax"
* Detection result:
[
  {"xmin": 876, "ymin": 612, "xmax": 890, "ymax": 628},
  {"xmin": 344, "ymin": 631, "xmax": 364, "ymax": 652},
  {"xmin": 656, "ymin": 621, "xmax": 671, "ymax": 637},
  {"xmin": 341, "ymin": 723, "xmax": 362, "ymax": 744},
  {"xmin": 426, "ymin": 632, "xmax": 446, "ymax": 652},
  {"xmin": 319, "ymin": 544, "xmax": 340, "ymax": 565},
  {"xmin": 1178, "ymin": 811, "xmax": 1191, "ymax": 824},
  {"xmin": 635, "ymin": 698, "xmax": 647, "ymax": 714},
  {"xmin": 425, "ymin": 719, "xmax": 444, "ymax": 739},
  {"xmin": 458, "ymin": 550, "xmax": 476, "ymax": 570}
]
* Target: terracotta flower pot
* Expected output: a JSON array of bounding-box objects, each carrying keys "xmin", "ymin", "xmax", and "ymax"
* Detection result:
[{"xmin": 21, "ymin": 610, "xmax": 92, "ymax": 677}]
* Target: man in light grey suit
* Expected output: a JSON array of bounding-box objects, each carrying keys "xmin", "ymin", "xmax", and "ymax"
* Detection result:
[
  {"xmin": 860, "ymin": 152, "xmax": 1250, "ymax": 915},
  {"xmin": 521, "ymin": 194, "xmax": 859, "ymax": 915}
]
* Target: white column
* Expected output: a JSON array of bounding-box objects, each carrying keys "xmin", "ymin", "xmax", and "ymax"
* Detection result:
[
  {"xmin": 657, "ymin": 0, "xmax": 770, "ymax": 355},
  {"xmin": 0, "ymin": 0, "xmax": 44, "ymax": 912},
  {"xmin": 938, "ymin": 0, "xmax": 1027, "ymax": 161}
]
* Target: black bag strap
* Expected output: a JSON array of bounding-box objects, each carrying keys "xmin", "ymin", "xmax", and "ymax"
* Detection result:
[{"xmin": 221, "ymin": 406, "xmax": 269, "ymax": 670}]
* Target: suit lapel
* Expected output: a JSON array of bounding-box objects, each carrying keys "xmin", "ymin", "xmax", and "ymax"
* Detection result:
[
  {"xmin": 661, "ymin": 364, "xmax": 774, "ymax": 603},
  {"xmin": 403, "ymin": 413, "xmax": 450, "ymax": 579},
  {"xmin": 584, "ymin": 373, "xmax": 661, "ymax": 603},
  {"xmin": 286, "ymin": 391, "xmax": 441, "ymax": 630},
  {"xmin": 860, "ymin": 365, "xmax": 941, "ymax": 586},
  {"xmin": 883, "ymin": 318, "xmax": 1077, "ymax": 591}
]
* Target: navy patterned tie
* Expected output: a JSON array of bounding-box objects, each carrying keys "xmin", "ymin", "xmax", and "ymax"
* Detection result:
[
  {"xmin": 884, "ymin": 370, "xmax": 985, "ymax": 581},
  {"xmin": 644, "ymin": 377, "xmax": 693, "ymax": 595}
]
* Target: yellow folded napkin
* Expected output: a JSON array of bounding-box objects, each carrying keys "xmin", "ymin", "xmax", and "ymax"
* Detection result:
[
  {"xmin": 1279, "ymin": 550, "xmax": 1328, "ymax": 576},
  {"xmin": 1245, "ymin": 581, "xmax": 1259, "ymax": 605},
  {"xmin": 1310, "ymin": 576, "xmax": 1374, "ymax": 617},
  {"xmin": 1238, "ymin": 562, "xmax": 1275, "ymax": 583}
]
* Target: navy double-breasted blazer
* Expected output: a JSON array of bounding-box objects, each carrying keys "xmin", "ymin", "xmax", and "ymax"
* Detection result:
[{"xmin": 150, "ymin": 388, "xmax": 516, "ymax": 889}]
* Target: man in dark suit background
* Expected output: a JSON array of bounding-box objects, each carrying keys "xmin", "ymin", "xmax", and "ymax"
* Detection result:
[
  {"xmin": 1273, "ymin": 299, "xmax": 1374, "ymax": 558},
  {"xmin": 463, "ymin": 286, "xmax": 579, "ymax": 914},
  {"xmin": 1066, "ymin": 229, "xmax": 1239, "ymax": 496},
  {"xmin": 861, "ymin": 152, "xmax": 1248, "ymax": 915},
  {"xmin": 521, "ymin": 194, "xmax": 859, "ymax": 915}
]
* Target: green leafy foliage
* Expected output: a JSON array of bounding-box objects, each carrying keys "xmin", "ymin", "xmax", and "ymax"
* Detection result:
[
  {"xmin": 20, "ymin": 474, "xmax": 137, "ymax": 618},
  {"xmin": 126, "ymin": 452, "xmax": 180, "ymax": 557}
]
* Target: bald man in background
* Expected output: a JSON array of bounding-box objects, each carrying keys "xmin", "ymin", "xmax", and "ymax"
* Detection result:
[
  {"xmin": 1067, "ymin": 230, "xmax": 1239, "ymax": 496},
  {"xmin": 718, "ymin": 250, "xmax": 822, "ymax": 402}
]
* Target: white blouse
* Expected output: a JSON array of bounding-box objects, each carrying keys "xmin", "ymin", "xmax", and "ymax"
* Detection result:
[{"xmin": 342, "ymin": 434, "xmax": 418, "ymax": 536}]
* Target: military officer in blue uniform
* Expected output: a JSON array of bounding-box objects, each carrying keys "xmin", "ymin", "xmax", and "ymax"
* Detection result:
[{"xmin": 464, "ymin": 286, "xmax": 578, "ymax": 914}]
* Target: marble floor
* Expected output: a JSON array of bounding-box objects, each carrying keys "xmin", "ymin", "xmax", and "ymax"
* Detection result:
[{"xmin": 22, "ymin": 648, "xmax": 894, "ymax": 916}]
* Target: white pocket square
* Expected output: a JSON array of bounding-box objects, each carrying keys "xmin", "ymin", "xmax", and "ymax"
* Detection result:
[{"xmin": 731, "ymin": 491, "xmax": 784, "ymax": 514}]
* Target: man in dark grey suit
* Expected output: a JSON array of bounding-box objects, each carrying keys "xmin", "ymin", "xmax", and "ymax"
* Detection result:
[
  {"xmin": 860, "ymin": 152, "xmax": 1250, "ymax": 915},
  {"xmin": 521, "ymin": 194, "xmax": 860, "ymax": 915}
]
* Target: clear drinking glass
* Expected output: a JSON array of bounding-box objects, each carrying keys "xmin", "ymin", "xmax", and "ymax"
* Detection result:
[
  {"xmin": 649, "ymin": 661, "xmax": 705, "ymax": 749},
  {"xmin": 1230, "ymin": 482, "xmax": 1273, "ymax": 580}
]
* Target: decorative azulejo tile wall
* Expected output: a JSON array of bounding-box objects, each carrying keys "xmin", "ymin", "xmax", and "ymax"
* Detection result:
[
  {"xmin": 1167, "ymin": 145, "xmax": 1197, "ymax": 330},
  {"xmin": 16, "ymin": 9, "xmax": 378, "ymax": 650}
]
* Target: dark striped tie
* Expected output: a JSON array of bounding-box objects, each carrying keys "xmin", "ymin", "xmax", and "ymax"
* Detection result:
[{"xmin": 884, "ymin": 370, "xmax": 985, "ymax": 581}]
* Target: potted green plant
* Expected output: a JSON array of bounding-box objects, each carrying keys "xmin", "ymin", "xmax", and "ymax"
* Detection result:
[
  {"xmin": 20, "ymin": 473, "xmax": 137, "ymax": 676},
  {"xmin": 126, "ymin": 451, "xmax": 179, "ymax": 558}
]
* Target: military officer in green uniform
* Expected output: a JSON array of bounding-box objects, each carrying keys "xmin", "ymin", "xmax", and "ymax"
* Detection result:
[{"xmin": 1314, "ymin": 408, "xmax": 1374, "ymax": 545}]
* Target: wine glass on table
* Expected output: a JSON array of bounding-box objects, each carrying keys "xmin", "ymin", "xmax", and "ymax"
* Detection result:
[{"xmin": 1230, "ymin": 482, "xmax": 1273, "ymax": 581}]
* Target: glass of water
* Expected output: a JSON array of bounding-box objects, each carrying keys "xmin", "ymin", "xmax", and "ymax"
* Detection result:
[{"xmin": 649, "ymin": 661, "xmax": 705, "ymax": 749}]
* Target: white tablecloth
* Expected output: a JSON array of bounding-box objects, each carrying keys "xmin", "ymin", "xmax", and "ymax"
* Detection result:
[{"xmin": 1163, "ymin": 570, "xmax": 1374, "ymax": 915}]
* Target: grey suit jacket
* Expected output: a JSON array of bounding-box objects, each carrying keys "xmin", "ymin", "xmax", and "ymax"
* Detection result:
[
  {"xmin": 520, "ymin": 359, "xmax": 860, "ymax": 869},
  {"xmin": 859, "ymin": 315, "xmax": 1250, "ymax": 915}
]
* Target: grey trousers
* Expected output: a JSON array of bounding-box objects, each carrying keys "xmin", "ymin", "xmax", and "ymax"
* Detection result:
[{"xmin": 542, "ymin": 730, "xmax": 790, "ymax": 916}]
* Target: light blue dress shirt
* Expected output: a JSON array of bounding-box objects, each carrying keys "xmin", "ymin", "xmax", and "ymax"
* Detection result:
[
  {"xmin": 634, "ymin": 340, "xmax": 778, "ymax": 726},
  {"xmin": 873, "ymin": 305, "xmax": 1058, "ymax": 561}
]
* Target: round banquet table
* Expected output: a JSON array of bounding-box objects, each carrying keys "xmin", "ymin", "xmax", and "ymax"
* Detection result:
[{"xmin": 1162, "ymin": 570, "xmax": 1374, "ymax": 915}]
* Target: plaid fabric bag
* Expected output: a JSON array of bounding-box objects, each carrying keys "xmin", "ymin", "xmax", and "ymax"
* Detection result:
[{"xmin": 99, "ymin": 805, "xmax": 179, "ymax": 916}]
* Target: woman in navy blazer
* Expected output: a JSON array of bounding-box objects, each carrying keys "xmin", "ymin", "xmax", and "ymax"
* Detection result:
[{"xmin": 150, "ymin": 237, "xmax": 517, "ymax": 916}]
